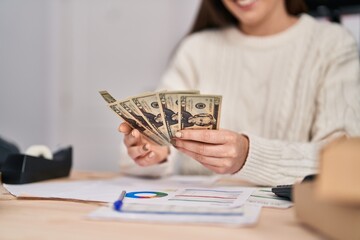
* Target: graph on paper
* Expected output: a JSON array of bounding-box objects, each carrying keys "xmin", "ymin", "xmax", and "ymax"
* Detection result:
[{"xmin": 167, "ymin": 188, "xmax": 252, "ymax": 208}]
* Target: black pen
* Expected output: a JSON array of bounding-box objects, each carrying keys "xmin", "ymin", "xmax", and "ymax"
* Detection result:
[{"xmin": 113, "ymin": 190, "xmax": 126, "ymax": 211}]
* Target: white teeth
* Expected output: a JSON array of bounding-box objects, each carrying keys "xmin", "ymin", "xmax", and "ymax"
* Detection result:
[{"xmin": 236, "ymin": 0, "xmax": 256, "ymax": 7}]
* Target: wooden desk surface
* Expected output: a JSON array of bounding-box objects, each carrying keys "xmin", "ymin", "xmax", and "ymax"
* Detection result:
[{"xmin": 0, "ymin": 171, "xmax": 324, "ymax": 240}]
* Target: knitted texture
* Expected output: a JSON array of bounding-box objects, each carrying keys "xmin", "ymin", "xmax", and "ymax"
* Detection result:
[{"xmin": 120, "ymin": 15, "xmax": 360, "ymax": 186}]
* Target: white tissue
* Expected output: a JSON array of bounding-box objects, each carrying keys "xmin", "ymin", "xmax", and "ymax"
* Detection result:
[{"xmin": 25, "ymin": 145, "xmax": 53, "ymax": 160}]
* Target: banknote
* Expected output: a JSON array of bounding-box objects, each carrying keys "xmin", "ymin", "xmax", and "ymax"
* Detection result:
[
  {"xmin": 131, "ymin": 93, "xmax": 170, "ymax": 143},
  {"xmin": 99, "ymin": 91, "xmax": 166, "ymax": 145},
  {"xmin": 100, "ymin": 90, "xmax": 223, "ymax": 146},
  {"xmin": 118, "ymin": 99, "xmax": 169, "ymax": 145},
  {"xmin": 157, "ymin": 91, "xmax": 200, "ymax": 138},
  {"xmin": 108, "ymin": 102, "xmax": 165, "ymax": 146},
  {"xmin": 179, "ymin": 95, "xmax": 222, "ymax": 130},
  {"xmin": 99, "ymin": 90, "xmax": 117, "ymax": 104}
]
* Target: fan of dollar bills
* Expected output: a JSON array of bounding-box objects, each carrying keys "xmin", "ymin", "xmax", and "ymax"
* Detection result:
[{"xmin": 99, "ymin": 90, "xmax": 222, "ymax": 146}]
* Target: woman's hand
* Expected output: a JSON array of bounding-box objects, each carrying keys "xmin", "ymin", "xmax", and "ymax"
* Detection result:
[
  {"xmin": 118, "ymin": 122, "xmax": 170, "ymax": 166},
  {"xmin": 173, "ymin": 129, "xmax": 249, "ymax": 174}
]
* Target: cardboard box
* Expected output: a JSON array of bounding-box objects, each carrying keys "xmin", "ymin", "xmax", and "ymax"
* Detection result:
[
  {"xmin": 294, "ymin": 182, "xmax": 360, "ymax": 240},
  {"xmin": 317, "ymin": 138, "xmax": 360, "ymax": 205}
]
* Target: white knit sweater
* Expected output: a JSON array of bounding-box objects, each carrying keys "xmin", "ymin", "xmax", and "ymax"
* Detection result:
[{"xmin": 120, "ymin": 14, "xmax": 360, "ymax": 186}]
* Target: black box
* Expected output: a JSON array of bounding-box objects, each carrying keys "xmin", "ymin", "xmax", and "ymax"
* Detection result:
[{"xmin": 1, "ymin": 147, "xmax": 72, "ymax": 184}]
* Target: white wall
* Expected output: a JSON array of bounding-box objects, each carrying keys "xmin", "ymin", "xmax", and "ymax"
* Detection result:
[
  {"xmin": 0, "ymin": 1, "xmax": 358, "ymax": 172},
  {"xmin": 54, "ymin": 0, "xmax": 201, "ymax": 171},
  {"xmin": 342, "ymin": 14, "xmax": 360, "ymax": 46},
  {"xmin": 0, "ymin": 0, "xmax": 53, "ymax": 148},
  {"xmin": 0, "ymin": 0, "xmax": 200, "ymax": 171}
]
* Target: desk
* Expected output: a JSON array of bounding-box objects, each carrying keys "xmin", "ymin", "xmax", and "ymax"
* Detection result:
[{"xmin": 0, "ymin": 171, "xmax": 323, "ymax": 240}]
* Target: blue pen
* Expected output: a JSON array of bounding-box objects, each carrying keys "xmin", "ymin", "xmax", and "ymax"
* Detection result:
[{"xmin": 113, "ymin": 190, "xmax": 126, "ymax": 211}]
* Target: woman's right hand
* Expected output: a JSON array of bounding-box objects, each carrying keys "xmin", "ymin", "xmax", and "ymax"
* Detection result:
[{"xmin": 118, "ymin": 122, "xmax": 170, "ymax": 166}]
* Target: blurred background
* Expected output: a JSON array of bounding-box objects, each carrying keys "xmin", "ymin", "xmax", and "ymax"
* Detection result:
[{"xmin": 0, "ymin": 0, "xmax": 359, "ymax": 172}]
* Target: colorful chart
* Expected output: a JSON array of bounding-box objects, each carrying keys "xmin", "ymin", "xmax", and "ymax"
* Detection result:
[{"xmin": 126, "ymin": 191, "xmax": 168, "ymax": 199}]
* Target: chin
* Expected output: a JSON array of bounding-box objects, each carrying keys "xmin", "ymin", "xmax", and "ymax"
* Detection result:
[
  {"xmin": 225, "ymin": 0, "xmax": 267, "ymax": 26},
  {"xmin": 238, "ymin": 13, "xmax": 265, "ymax": 27}
]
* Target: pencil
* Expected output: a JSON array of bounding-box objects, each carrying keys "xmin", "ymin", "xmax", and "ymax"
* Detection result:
[{"xmin": 113, "ymin": 190, "xmax": 126, "ymax": 211}]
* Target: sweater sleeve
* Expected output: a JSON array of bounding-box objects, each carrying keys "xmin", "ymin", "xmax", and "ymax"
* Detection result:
[{"xmin": 234, "ymin": 28, "xmax": 360, "ymax": 187}]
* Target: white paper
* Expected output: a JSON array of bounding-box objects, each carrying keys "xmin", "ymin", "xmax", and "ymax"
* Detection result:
[
  {"xmin": 3, "ymin": 176, "xmax": 290, "ymax": 209},
  {"xmin": 121, "ymin": 187, "xmax": 254, "ymax": 208},
  {"xmin": 88, "ymin": 204, "xmax": 262, "ymax": 227},
  {"xmin": 247, "ymin": 188, "xmax": 293, "ymax": 208},
  {"xmin": 2, "ymin": 175, "xmax": 224, "ymax": 204},
  {"xmin": 116, "ymin": 202, "xmax": 246, "ymax": 215}
]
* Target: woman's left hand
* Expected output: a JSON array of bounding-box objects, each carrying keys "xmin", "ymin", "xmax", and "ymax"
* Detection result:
[{"xmin": 173, "ymin": 129, "xmax": 249, "ymax": 174}]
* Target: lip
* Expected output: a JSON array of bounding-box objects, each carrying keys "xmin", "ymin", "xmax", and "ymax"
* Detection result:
[{"xmin": 233, "ymin": 0, "xmax": 258, "ymax": 11}]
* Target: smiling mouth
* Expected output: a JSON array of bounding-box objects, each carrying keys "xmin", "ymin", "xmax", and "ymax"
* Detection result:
[{"xmin": 233, "ymin": 0, "xmax": 257, "ymax": 7}]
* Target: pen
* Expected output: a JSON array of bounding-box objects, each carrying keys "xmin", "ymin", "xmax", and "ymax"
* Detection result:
[{"xmin": 113, "ymin": 190, "xmax": 126, "ymax": 211}]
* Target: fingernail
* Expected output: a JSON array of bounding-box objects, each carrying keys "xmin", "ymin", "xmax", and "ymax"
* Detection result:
[
  {"xmin": 148, "ymin": 152, "xmax": 155, "ymax": 158},
  {"xmin": 175, "ymin": 131, "xmax": 182, "ymax": 138},
  {"xmin": 131, "ymin": 130, "xmax": 137, "ymax": 137},
  {"xmin": 142, "ymin": 144, "xmax": 149, "ymax": 152}
]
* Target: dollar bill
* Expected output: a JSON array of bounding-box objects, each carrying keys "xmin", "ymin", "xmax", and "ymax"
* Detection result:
[
  {"xmin": 157, "ymin": 91, "xmax": 200, "ymax": 138},
  {"xmin": 99, "ymin": 91, "xmax": 166, "ymax": 145},
  {"xmin": 99, "ymin": 90, "xmax": 117, "ymax": 104},
  {"xmin": 179, "ymin": 95, "xmax": 222, "ymax": 130},
  {"xmin": 100, "ymin": 89, "xmax": 223, "ymax": 146},
  {"xmin": 119, "ymin": 99, "xmax": 169, "ymax": 145},
  {"xmin": 108, "ymin": 102, "xmax": 166, "ymax": 146},
  {"xmin": 131, "ymin": 93, "xmax": 170, "ymax": 142}
]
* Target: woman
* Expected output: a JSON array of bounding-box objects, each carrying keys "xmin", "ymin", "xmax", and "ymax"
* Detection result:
[{"xmin": 118, "ymin": 0, "xmax": 360, "ymax": 186}]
